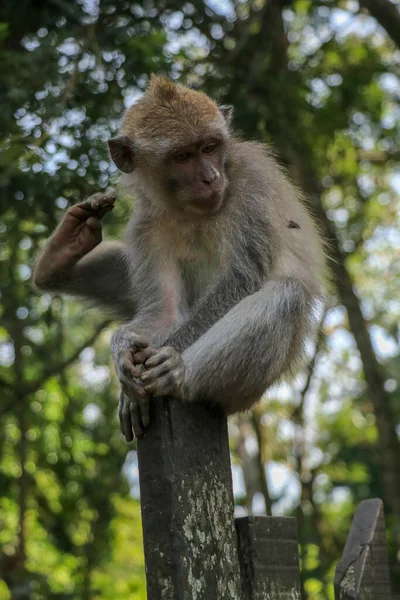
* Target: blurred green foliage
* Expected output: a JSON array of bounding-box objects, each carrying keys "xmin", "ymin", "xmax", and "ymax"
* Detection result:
[{"xmin": 0, "ymin": 0, "xmax": 399, "ymax": 598}]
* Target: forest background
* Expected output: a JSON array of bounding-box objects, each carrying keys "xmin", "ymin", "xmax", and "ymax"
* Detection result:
[{"xmin": 1, "ymin": 0, "xmax": 400, "ymax": 598}]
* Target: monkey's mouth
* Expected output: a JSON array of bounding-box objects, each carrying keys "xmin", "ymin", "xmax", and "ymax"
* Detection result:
[
  {"xmin": 192, "ymin": 179, "xmax": 225, "ymax": 207},
  {"xmin": 190, "ymin": 191, "xmax": 223, "ymax": 213}
]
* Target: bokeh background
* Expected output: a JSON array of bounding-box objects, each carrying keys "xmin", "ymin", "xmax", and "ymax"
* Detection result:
[{"xmin": 1, "ymin": 0, "xmax": 400, "ymax": 598}]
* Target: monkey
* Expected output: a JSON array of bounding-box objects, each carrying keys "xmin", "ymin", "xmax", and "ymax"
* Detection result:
[{"xmin": 34, "ymin": 75, "xmax": 327, "ymax": 443}]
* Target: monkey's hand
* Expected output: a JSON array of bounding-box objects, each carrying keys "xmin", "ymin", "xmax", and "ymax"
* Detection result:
[
  {"xmin": 113, "ymin": 334, "xmax": 152, "ymax": 441},
  {"xmin": 140, "ymin": 346, "xmax": 187, "ymax": 400},
  {"xmin": 118, "ymin": 388, "xmax": 151, "ymax": 442},
  {"xmin": 34, "ymin": 189, "xmax": 116, "ymax": 289}
]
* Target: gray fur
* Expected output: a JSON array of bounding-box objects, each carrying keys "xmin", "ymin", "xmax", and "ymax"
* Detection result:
[
  {"xmin": 38, "ymin": 240, "xmax": 137, "ymax": 320},
  {"xmin": 35, "ymin": 137, "xmax": 326, "ymax": 416},
  {"xmin": 121, "ymin": 140, "xmax": 324, "ymax": 409},
  {"xmin": 115, "ymin": 138, "xmax": 326, "ymax": 410}
]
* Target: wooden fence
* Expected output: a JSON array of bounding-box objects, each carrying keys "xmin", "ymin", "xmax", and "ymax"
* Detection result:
[{"xmin": 137, "ymin": 399, "xmax": 392, "ymax": 599}]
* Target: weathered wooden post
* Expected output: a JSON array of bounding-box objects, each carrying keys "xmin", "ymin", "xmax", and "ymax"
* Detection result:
[
  {"xmin": 137, "ymin": 397, "xmax": 392, "ymax": 600},
  {"xmin": 137, "ymin": 398, "xmax": 242, "ymax": 599},
  {"xmin": 334, "ymin": 498, "xmax": 392, "ymax": 599},
  {"xmin": 137, "ymin": 398, "xmax": 303, "ymax": 599},
  {"xmin": 236, "ymin": 516, "xmax": 302, "ymax": 600}
]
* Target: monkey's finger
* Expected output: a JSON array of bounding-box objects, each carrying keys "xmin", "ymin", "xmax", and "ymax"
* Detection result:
[
  {"xmin": 95, "ymin": 187, "xmax": 117, "ymax": 201},
  {"xmin": 86, "ymin": 216, "xmax": 102, "ymax": 231},
  {"xmin": 130, "ymin": 403, "xmax": 145, "ymax": 438},
  {"xmin": 93, "ymin": 187, "xmax": 117, "ymax": 201},
  {"xmin": 138, "ymin": 395, "xmax": 151, "ymax": 429},
  {"xmin": 133, "ymin": 347, "xmax": 157, "ymax": 365},
  {"xmin": 74, "ymin": 193, "xmax": 115, "ymax": 218},
  {"xmin": 120, "ymin": 351, "xmax": 142, "ymax": 379},
  {"xmin": 120, "ymin": 377, "xmax": 146, "ymax": 401},
  {"xmin": 126, "ymin": 334, "xmax": 149, "ymax": 351},
  {"xmin": 145, "ymin": 348, "xmax": 173, "ymax": 368},
  {"xmin": 94, "ymin": 195, "xmax": 117, "ymax": 218},
  {"xmin": 68, "ymin": 203, "xmax": 94, "ymax": 219},
  {"xmin": 118, "ymin": 393, "xmax": 132, "ymax": 438},
  {"xmin": 89, "ymin": 189, "xmax": 116, "ymax": 207},
  {"xmin": 141, "ymin": 359, "xmax": 175, "ymax": 383},
  {"xmin": 118, "ymin": 393, "xmax": 125, "ymax": 434},
  {"xmin": 143, "ymin": 373, "xmax": 175, "ymax": 396},
  {"xmin": 74, "ymin": 199, "xmax": 92, "ymax": 209},
  {"xmin": 120, "ymin": 396, "xmax": 134, "ymax": 442}
]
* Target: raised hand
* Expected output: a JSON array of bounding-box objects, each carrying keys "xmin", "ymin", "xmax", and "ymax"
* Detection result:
[{"xmin": 34, "ymin": 189, "xmax": 116, "ymax": 289}]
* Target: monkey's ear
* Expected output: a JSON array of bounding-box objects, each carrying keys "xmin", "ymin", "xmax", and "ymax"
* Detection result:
[
  {"xmin": 108, "ymin": 135, "xmax": 135, "ymax": 173},
  {"xmin": 220, "ymin": 105, "xmax": 234, "ymax": 126}
]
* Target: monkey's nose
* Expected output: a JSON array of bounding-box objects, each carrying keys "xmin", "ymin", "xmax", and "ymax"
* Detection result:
[{"xmin": 202, "ymin": 168, "xmax": 220, "ymax": 185}]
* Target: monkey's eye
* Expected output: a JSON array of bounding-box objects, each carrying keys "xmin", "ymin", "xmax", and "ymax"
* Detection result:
[
  {"xmin": 174, "ymin": 151, "xmax": 192, "ymax": 163},
  {"xmin": 202, "ymin": 143, "xmax": 217, "ymax": 155}
]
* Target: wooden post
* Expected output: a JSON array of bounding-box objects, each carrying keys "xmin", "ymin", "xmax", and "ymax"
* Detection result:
[
  {"xmin": 334, "ymin": 498, "xmax": 392, "ymax": 599},
  {"xmin": 236, "ymin": 516, "xmax": 302, "ymax": 600},
  {"xmin": 137, "ymin": 398, "xmax": 242, "ymax": 600}
]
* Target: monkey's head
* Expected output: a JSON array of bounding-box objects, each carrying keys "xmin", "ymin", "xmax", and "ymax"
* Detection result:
[{"xmin": 108, "ymin": 75, "xmax": 233, "ymax": 216}]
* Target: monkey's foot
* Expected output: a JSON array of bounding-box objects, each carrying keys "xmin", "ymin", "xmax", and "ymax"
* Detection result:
[
  {"xmin": 113, "ymin": 333, "xmax": 152, "ymax": 441},
  {"xmin": 119, "ymin": 392, "xmax": 150, "ymax": 442},
  {"xmin": 141, "ymin": 346, "xmax": 186, "ymax": 399}
]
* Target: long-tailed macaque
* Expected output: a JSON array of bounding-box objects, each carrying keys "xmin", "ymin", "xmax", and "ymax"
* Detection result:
[{"xmin": 34, "ymin": 75, "xmax": 327, "ymax": 442}]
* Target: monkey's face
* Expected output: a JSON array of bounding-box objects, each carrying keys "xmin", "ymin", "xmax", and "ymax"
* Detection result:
[
  {"xmin": 108, "ymin": 133, "xmax": 228, "ymax": 217},
  {"xmin": 163, "ymin": 138, "xmax": 227, "ymax": 216},
  {"xmin": 107, "ymin": 75, "xmax": 233, "ymax": 216}
]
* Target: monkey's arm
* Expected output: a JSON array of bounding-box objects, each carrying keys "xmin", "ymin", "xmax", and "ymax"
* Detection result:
[
  {"xmin": 47, "ymin": 242, "xmax": 135, "ymax": 317},
  {"xmin": 141, "ymin": 277, "xmax": 316, "ymax": 412},
  {"xmin": 34, "ymin": 191, "xmax": 136, "ymax": 318}
]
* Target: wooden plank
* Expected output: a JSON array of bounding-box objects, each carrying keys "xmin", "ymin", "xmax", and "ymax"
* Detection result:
[
  {"xmin": 137, "ymin": 397, "xmax": 242, "ymax": 600},
  {"xmin": 236, "ymin": 515, "xmax": 302, "ymax": 599},
  {"xmin": 334, "ymin": 498, "xmax": 391, "ymax": 599}
]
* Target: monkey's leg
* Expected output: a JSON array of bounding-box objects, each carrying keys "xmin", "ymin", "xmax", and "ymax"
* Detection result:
[{"xmin": 142, "ymin": 278, "xmax": 315, "ymax": 414}]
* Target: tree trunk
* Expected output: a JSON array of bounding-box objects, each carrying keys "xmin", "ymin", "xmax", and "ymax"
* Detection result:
[{"xmin": 291, "ymin": 158, "xmax": 400, "ymax": 516}]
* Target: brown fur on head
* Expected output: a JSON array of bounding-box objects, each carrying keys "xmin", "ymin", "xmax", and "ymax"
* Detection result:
[
  {"xmin": 123, "ymin": 75, "xmax": 226, "ymax": 144},
  {"xmin": 108, "ymin": 75, "xmax": 234, "ymax": 216}
]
